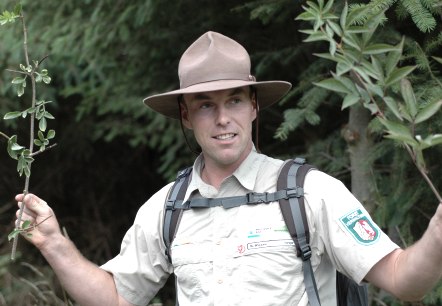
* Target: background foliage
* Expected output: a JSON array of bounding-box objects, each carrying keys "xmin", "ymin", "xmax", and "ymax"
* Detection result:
[{"xmin": 0, "ymin": 0, "xmax": 441, "ymax": 305}]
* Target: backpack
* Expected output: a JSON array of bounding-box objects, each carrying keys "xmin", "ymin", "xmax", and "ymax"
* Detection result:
[{"xmin": 163, "ymin": 157, "xmax": 368, "ymax": 306}]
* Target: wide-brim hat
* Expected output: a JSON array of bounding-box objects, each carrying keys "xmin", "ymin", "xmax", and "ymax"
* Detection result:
[{"xmin": 143, "ymin": 31, "xmax": 292, "ymax": 119}]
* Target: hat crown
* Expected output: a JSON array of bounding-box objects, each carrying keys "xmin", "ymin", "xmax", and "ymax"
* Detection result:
[{"xmin": 178, "ymin": 31, "xmax": 252, "ymax": 89}]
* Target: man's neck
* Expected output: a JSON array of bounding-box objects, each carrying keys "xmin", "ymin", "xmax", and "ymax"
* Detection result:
[{"xmin": 201, "ymin": 148, "xmax": 253, "ymax": 190}]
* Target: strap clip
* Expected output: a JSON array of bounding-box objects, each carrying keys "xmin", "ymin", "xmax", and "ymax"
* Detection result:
[
  {"xmin": 300, "ymin": 245, "xmax": 312, "ymax": 261},
  {"xmin": 247, "ymin": 192, "xmax": 269, "ymax": 204},
  {"xmin": 285, "ymin": 187, "xmax": 304, "ymax": 199}
]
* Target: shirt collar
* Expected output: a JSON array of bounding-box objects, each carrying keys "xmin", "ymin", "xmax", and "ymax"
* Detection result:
[{"xmin": 185, "ymin": 147, "xmax": 261, "ymax": 199}]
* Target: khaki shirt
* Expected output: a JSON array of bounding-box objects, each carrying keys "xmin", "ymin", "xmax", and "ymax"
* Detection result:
[{"xmin": 101, "ymin": 149, "xmax": 398, "ymax": 305}]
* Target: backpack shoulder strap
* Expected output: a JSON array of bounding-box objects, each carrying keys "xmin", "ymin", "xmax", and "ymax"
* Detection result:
[
  {"xmin": 163, "ymin": 166, "xmax": 192, "ymax": 263},
  {"xmin": 277, "ymin": 157, "xmax": 321, "ymax": 306}
]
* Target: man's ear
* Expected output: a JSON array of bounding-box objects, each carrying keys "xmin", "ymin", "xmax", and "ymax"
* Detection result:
[
  {"xmin": 251, "ymin": 97, "xmax": 258, "ymax": 121},
  {"xmin": 180, "ymin": 100, "xmax": 192, "ymax": 130}
]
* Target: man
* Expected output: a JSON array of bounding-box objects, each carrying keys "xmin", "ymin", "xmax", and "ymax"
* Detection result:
[{"xmin": 15, "ymin": 31, "xmax": 442, "ymax": 306}]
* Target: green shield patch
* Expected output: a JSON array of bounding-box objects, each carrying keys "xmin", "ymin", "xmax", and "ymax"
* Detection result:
[{"xmin": 339, "ymin": 209, "xmax": 380, "ymax": 245}]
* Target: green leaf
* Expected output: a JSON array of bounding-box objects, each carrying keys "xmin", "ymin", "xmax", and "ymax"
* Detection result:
[
  {"xmin": 416, "ymin": 134, "xmax": 442, "ymax": 150},
  {"xmin": 7, "ymin": 135, "xmax": 19, "ymax": 159},
  {"xmin": 432, "ymin": 56, "xmax": 442, "ymax": 65},
  {"xmin": 363, "ymin": 102, "xmax": 380, "ymax": 115},
  {"xmin": 327, "ymin": 20, "xmax": 342, "ymax": 37},
  {"xmin": 43, "ymin": 76, "xmax": 51, "ymax": 84},
  {"xmin": 24, "ymin": 164, "xmax": 31, "ymax": 177},
  {"xmin": 336, "ymin": 61, "xmax": 352, "ymax": 76},
  {"xmin": 415, "ymin": 100, "xmax": 442, "ymax": 124},
  {"xmin": 22, "ymin": 220, "xmax": 32, "ymax": 229},
  {"xmin": 296, "ymin": 11, "xmax": 316, "ymax": 21},
  {"xmin": 385, "ymin": 66, "xmax": 416, "ymax": 87},
  {"xmin": 314, "ymin": 78, "xmax": 351, "ymax": 94},
  {"xmin": 3, "ymin": 111, "xmax": 22, "ymax": 120},
  {"xmin": 383, "ymin": 96, "xmax": 403, "ymax": 121},
  {"xmin": 302, "ymin": 31, "xmax": 329, "ymax": 43},
  {"xmin": 385, "ymin": 38, "xmax": 404, "ymax": 76},
  {"xmin": 8, "ymin": 229, "xmax": 20, "ymax": 241},
  {"xmin": 379, "ymin": 118, "xmax": 415, "ymax": 146},
  {"xmin": 366, "ymin": 83, "xmax": 384, "ymax": 98},
  {"xmin": 340, "ymin": 2, "xmax": 348, "ymax": 30},
  {"xmin": 13, "ymin": 3, "xmax": 22, "ymax": 15},
  {"xmin": 47, "ymin": 129, "xmax": 56, "ymax": 139},
  {"xmin": 17, "ymin": 84, "xmax": 25, "ymax": 97},
  {"xmin": 34, "ymin": 139, "xmax": 43, "ymax": 148},
  {"xmin": 39, "ymin": 117, "xmax": 47, "ymax": 131},
  {"xmin": 342, "ymin": 34, "xmax": 362, "ymax": 51},
  {"xmin": 11, "ymin": 77, "xmax": 25, "ymax": 84},
  {"xmin": 362, "ymin": 43, "xmax": 398, "ymax": 55},
  {"xmin": 400, "ymin": 79, "xmax": 418, "ymax": 118},
  {"xmin": 44, "ymin": 112, "xmax": 55, "ymax": 119},
  {"xmin": 342, "ymin": 94, "xmax": 360, "ymax": 110},
  {"xmin": 38, "ymin": 131, "xmax": 45, "ymax": 141},
  {"xmin": 11, "ymin": 143, "xmax": 25, "ymax": 151}
]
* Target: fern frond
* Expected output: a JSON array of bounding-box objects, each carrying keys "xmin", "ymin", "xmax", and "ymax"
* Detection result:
[{"xmin": 400, "ymin": 0, "xmax": 437, "ymax": 32}]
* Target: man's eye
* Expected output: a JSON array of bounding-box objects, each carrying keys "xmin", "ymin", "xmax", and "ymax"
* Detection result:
[
  {"xmin": 200, "ymin": 103, "xmax": 212, "ymax": 109},
  {"xmin": 231, "ymin": 98, "xmax": 242, "ymax": 104}
]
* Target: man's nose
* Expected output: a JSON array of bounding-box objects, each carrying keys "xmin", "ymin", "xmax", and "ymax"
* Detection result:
[{"xmin": 215, "ymin": 106, "xmax": 230, "ymax": 125}]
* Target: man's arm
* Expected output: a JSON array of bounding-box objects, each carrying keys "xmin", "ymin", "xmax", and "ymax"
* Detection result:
[
  {"xmin": 365, "ymin": 203, "xmax": 442, "ymax": 301},
  {"xmin": 15, "ymin": 193, "xmax": 134, "ymax": 306}
]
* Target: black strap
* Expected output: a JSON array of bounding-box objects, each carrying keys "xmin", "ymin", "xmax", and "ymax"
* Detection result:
[
  {"xmin": 163, "ymin": 167, "xmax": 192, "ymax": 262},
  {"xmin": 277, "ymin": 158, "xmax": 321, "ymax": 306}
]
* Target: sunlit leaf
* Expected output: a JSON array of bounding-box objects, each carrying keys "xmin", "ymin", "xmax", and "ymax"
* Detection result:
[
  {"xmin": 385, "ymin": 66, "xmax": 416, "ymax": 87},
  {"xmin": 383, "ymin": 96, "xmax": 403, "ymax": 121},
  {"xmin": 415, "ymin": 100, "xmax": 442, "ymax": 124},
  {"xmin": 400, "ymin": 79, "xmax": 418, "ymax": 118},
  {"xmin": 3, "ymin": 111, "xmax": 22, "ymax": 120}
]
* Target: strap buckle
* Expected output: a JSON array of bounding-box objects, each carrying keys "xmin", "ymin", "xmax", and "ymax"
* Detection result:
[
  {"xmin": 166, "ymin": 199, "xmax": 176, "ymax": 211},
  {"xmin": 246, "ymin": 192, "xmax": 269, "ymax": 204},
  {"xmin": 300, "ymin": 245, "xmax": 312, "ymax": 261},
  {"xmin": 285, "ymin": 187, "xmax": 304, "ymax": 199}
]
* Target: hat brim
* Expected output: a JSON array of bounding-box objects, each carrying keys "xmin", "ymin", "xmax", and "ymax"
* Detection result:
[{"xmin": 143, "ymin": 80, "xmax": 292, "ymax": 119}]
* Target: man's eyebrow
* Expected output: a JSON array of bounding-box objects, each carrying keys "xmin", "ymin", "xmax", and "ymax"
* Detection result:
[
  {"xmin": 192, "ymin": 93, "xmax": 212, "ymax": 101},
  {"xmin": 229, "ymin": 88, "xmax": 247, "ymax": 96}
]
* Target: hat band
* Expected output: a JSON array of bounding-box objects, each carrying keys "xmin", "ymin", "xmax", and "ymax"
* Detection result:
[{"xmin": 180, "ymin": 72, "xmax": 254, "ymax": 89}]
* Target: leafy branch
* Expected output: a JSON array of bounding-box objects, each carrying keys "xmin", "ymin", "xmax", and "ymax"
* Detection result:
[
  {"xmin": 1, "ymin": 3, "xmax": 56, "ymax": 260},
  {"xmin": 297, "ymin": 0, "xmax": 442, "ymax": 202},
  {"xmin": 8, "ymin": 215, "xmax": 53, "ymax": 242}
]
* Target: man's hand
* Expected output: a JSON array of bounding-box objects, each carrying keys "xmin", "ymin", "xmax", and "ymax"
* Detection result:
[{"xmin": 15, "ymin": 193, "xmax": 62, "ymax": 250}]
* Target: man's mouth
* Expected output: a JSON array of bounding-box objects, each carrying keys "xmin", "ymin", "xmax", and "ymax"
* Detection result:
[{"xmin": 214, "ymin": 133, "xmax": 236, "ymax": 140}]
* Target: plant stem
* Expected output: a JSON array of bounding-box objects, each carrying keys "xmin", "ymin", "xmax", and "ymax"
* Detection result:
[
  {"xmin": 404, "ymin": 145, "xmax": 442, "ymax": 203},
  {"xmin": 11, "ymin": 9, "xmax": 36, "ymax": 261},
  {"xmin": 0, "ymin": 131, "xmax": 11, "ymax": 140}
]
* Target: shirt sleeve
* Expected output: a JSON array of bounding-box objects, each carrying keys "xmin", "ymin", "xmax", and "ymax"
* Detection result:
[
  {"xmin": 101, "ymin": 184, "xmax": 174, "ymax": 306},
  {"xmin": 304, "ymin": 170, "xmax": 400, "ymax": 284}
]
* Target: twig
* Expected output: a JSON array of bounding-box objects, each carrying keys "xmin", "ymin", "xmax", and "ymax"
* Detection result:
[
  {"xmin": 404, "ymin": 145, "xmax": 442, "ymax": 203},
  {"xmin": 0, "ymin": 131, "xmax": 11, "ymax": 140},
  {"xmin": 24, "ymin": 215, "xmax": 53, "ymax": 232},
  {"xmin": 12, "ymin": 8, "xmax": 36, "ymax": 261},
  {"xmin": 5, "ymin": 68, "xmax": 28, "ymax": 75},
  {"xmin": 30, "ymin": 143, "xmax": 58, "ymax": 157}
]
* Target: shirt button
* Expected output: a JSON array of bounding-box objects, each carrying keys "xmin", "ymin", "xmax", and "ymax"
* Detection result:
[{"xmin": 218, "ymin": 279, "xmax": 223, "ymax": 284}]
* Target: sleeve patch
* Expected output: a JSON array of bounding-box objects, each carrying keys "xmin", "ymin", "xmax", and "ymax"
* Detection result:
[{"xmin": 339, "ymin": 209, "xmax": 380, "ymax": 245}]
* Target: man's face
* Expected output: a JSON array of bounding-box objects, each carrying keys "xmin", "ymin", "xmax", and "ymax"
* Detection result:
[{"xmin": 181, "ymin": 86, "xmax": 257, "ymax": 170}]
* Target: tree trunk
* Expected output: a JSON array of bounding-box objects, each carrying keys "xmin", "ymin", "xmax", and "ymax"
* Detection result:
[{"xmin": 342, "ymin": 104, "xmax": 375, "ymax": 213}]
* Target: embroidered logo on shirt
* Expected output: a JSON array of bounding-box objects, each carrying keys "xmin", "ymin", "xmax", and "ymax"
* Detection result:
[{"xmin": 339, "ymin": 209, "xmax": 380, "ymax": 245}]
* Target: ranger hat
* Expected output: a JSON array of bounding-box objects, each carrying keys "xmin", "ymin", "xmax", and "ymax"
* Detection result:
[{"xmin": 143, "ymin": 31, "xmax": 292, "ymax": 119}]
